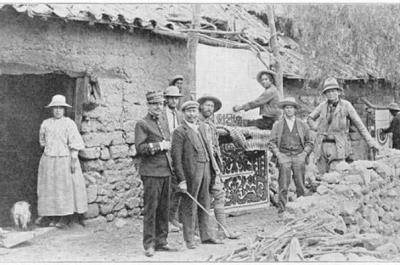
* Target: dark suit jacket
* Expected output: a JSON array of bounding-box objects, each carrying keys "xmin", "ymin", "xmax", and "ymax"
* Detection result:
[
  {"xmin": 135, "ymin": 113, "xmax": 173, "ymax": 177},
  {"xmin": 171, "ymin": 121, "xmax": 220, "ymax": 185},
  {"xmin": 383, "ymin": 112, "xmax": 400, "ymax": 149},
  {"xmin": 269, "ymin": 117, "xmax": 314, "ymax": 156}
]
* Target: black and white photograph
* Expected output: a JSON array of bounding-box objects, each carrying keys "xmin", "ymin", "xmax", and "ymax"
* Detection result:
[{"xmin": 0, "ymin": 2, "xmax": 400, "ymax": 262}]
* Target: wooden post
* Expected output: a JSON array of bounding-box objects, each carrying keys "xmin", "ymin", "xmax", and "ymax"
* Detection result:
[
  {"xmin": 267, "ymin": 5, "xmax": 284, "ymax": 98},
  {"xmin": 186, "ymin": 4, "xmax": 201, "ymax": 101}
]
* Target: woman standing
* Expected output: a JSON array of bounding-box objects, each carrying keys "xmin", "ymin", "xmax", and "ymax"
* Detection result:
[{"xmin": 37, "ymin": 95, "xmax": 87, "ymax": 228}]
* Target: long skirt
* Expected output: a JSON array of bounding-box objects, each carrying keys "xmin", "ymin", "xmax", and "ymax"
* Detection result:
[{"xmin": 37, "ymin": 155, "xmax": 88, "ymax": 216}]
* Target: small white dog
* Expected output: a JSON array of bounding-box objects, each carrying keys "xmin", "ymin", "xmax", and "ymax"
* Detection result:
[{"xmin": 11, "ymin": 201, "xmax": 31, "ymax": 230}]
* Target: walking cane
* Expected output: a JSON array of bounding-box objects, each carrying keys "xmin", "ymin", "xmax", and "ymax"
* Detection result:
[{"xmin": 182, "ymin": 190, "xmax": 230, "ymax": 238}]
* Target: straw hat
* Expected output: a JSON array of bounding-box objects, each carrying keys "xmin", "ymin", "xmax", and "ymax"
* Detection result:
[
  {"xmin": 197, "ymin": 95, "xmax": 222, "ymax": 112},
  {"xmin": 256, "ymin": 70, "xmax": 275, "ymax": 84},
  {"xmin": 322, "ymin": 77, "xmax": 343, "ymax": 94},
  {"xmin": 388, "ymin": 102, "xmax": 400, "ymax": 111},
  {"xmin": 181, "ymin": 101, "xmax": 199, "ymax": 111},
  {"xmin": 277, "ymin": 97, "xmax": 299, "ymax": 109},
  {"xmin": 45, "ymin": 95, "xmax": 72, "ymax": 108},
  {"xmin": 164, "ymin": 86, "xmax": 183, "ymax": 97}
]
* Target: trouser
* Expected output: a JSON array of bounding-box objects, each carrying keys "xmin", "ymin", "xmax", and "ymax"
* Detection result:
[
  {"xmin": 169, "ymin": 182, "xmax": 181, "ymax": 223},
  {"xmin": 141, "ymin": 175, "xmax": 171, "ymax": 250},
  {"xmin": 211, "ymin": 175, "xmax": 227, "ymax": 230},
  {"xmin": 278, "ymin": 152, "xmax": 306, "ymax": 210},
  {"xmin": 317, "ymin": 142, "xmax": 343, "ymax": 174},
  {"xmin": 247, "ymin": 116, "xmax": 277, "ymax": 130},
  {"xmin": 180, "ymin": 161, "xmax": 212, "ymax": 244}
]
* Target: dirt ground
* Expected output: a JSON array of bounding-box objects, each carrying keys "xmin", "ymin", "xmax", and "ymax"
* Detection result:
[{"xmin": 0, "ymin": 207, "xmax": 282, "ymax": 262}]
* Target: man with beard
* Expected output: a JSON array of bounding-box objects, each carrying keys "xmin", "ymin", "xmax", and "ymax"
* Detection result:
[{"xmin": 198, "ymin": 95, "xmax": 241, "ymax": 239}]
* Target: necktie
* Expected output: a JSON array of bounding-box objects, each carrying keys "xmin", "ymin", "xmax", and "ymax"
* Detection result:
[{"xmin": 172, "ymin": 111, "xmax": 176, "ymax": 129}]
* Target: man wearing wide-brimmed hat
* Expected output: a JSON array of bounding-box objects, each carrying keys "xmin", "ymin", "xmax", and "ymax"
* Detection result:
[
  {"xmin": 232, "ymin": 70, "xmax": 281, "ymax": 130},
  {"xmin": 163, "ymin": 85, "xmax": 184, "ymax": 232},
  {"xmin": 169, "ymin": 75, "xmax": 184, "ymax": 92},
  {"xmin": 269, "ymin": 97, "xmax": 314, "ymax": 213},
  {"xmin": 171, "ymin": 101, "xmax": 223, "ymax": 249},
  {"xmin": 382, "ymin": 102, "xmax": 400, "ymax": 149},
  {"xmin": 135, "ymin": 91, "xmax": 177, "ymax": 257},
  {"xmin": 307, "ymin": 77, "xmax": 380, "ymax": 173},
  {"xmin": 198, "ymin": 95, "xmax": 241, "ymax": 239}
]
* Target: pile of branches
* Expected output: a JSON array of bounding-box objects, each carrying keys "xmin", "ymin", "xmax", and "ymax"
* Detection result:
[{"xmin": 210, "ymin": 212, "xmax": 382, "ymax": 262}]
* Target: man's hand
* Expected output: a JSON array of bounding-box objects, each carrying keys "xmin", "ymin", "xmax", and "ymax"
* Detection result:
[
  {"xmin": 178, "ymin": 181, "xmax": 187, "ymax": 192},
  {"xmin": 232, "ymin": 105, "xmax": 242, "ymax": 112},
  {"xmin": 160, "ymin": 140, "xmax": 171, "ymax": 151},
  {"xmin": 71, "ymin": 157, "xmax": 77, "ymax": 174}
]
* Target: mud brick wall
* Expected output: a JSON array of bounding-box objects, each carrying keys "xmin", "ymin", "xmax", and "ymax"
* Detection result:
[{"xmin": 0, "ymin": 11, "xmax": 189, "ymax": 220}]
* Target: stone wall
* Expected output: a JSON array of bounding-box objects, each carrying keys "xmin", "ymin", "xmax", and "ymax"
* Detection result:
[{"xmin": 0, "ymin": 10, "xmax": 189, "ymax": 220}]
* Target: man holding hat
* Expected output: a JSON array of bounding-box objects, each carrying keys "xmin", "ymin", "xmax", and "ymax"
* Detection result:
[
  {"xmin": 171, "ymin": 101, "xmax": 223, "ymax": 249},
  {"xmin": 169, "ymin": 75, "xmax": 184, "ymax": 92},
  {"xmin": 269, "ymin": 97, "xmax": 314, "ymax": 213},
  {"xmin": 232, "ymin": 70, "xmax": 281, "ymax": 130},
  {"xmin": 135, "ymin": 91, "xmax": 177, "ymax": 257},
  {"xmin": 163, "ymin": 85, "xmax": 184, "ymax": 232},
  {"xmin": 198, "ymin": 95, "xmax": 241, "ymax": 239},
  {"xmin": 382, "ymin": 102, "xmax": 400, "ymax": 149},
  {"xmin": 308, "ymin": 77, "xmax": 380, "ymax": 174}
]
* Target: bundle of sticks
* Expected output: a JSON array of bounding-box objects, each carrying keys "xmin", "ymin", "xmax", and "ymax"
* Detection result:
[{"xmin": 210, "ymin": 212, "xmax": 382, "ymax": 262}]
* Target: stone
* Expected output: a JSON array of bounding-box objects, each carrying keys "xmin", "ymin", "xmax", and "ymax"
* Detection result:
[
  {"xmin": 316, "ymin": 184, "xmax": 330, "ymax": 195},
  {"xmin": 332, "ymin": 161, "xmax": 351, "ymax": 174},
  {"xmin": 364, "ymin": 208, "xmax": 379, "ymax": 227},
  {"xmin": 318, "ymin": 253, "xmax": 347, "ymax": 261},
  {"xmin": 393, "ymin": 210, "xmax": 400, "ymax": 221},
  {"xmin": 86, "ymin": 184, "xmax": 98, "ymax": 203},
  {"xmin": 320, "ymin": 172, "xmax": 340, "ymax": 184},
  {"xmin": 128, "ymin": 145, "xmax": 137, "ymax": 157},
  {"xmin": 100, "ymin": 147, "xmax": 111, "ymax": 160},
  {"xmin": 113, "ymin": 200, "xmax": 125, "ymax": 211},
  {"xmin": 375, "ymin": 163, "xmax": 394, "ymax": 179},
  {"xmin": 104, "ymin": 158, "xmax": 135, "ymax": 171},
  {"xmin": 360, "ymin": 233, "xmax": 387, "ymax": 250},
  {"xmin": 0, "ymin": 231, "xmax": 35, "ymax": 248},
  {"xmin": 104, "ymin": 170, "xmax": 129, "ymax": 184},
  {"xmin": 387, "ymin": 189, "xmax": 397, "ymax": 198},
  {"xmin": 82, "ymin": 132, "xmax": 111, "ymax": 147},
  {"xmin": 349, "ymin": 184, "xmax": 363, "ymax": 198},
  {"xmin": 109, "ymin": 145, "xmax": 129, "ymax": 159},
  {"xmin": 97, "ymin": 185, "xmax": 112, "ymax": 196},
  {"xmin": 79, "ymin": 147, "xmax": 100, "ymax": 160},
  {"xmin": 117, "ymin": 208, "xmax": 128, "ymax": 218},
  {"xmin": 340, "ymin": 201, "xmax": 360, "ymax": 216},
  {"xmin": 82, "ymin": 160, "xmax": 104, "ymax": 172},
  {"xmin": 346, "ymin": 253, "xmax": 360, "ymax": 261},
  {"xmin": 343, "ymin": 174, "xmax": 364, "ymax": 185},
  {"xmin": 114, "ymin": 181, "xmax": 126, "ymax": 191},
  {"xmin": 361, "ymin": 170, "xmax": 371, "ymax": 185},
  {"xmin": 114, "ymin": 218, "xmax": 128, "ymax": 228},
  {"xmin": 110, "ymin": 131, "xmax": 124, "ymax": 145},
  {"xmin": 357, "ymin": 217, "xmax": 371, "ymax": 233},
  {"xmin": 84, "ymin": 204, "xmax": 100, "ymax": 218},
  {"xmin": 342, "ymin": 215, "xmax": 356, "ymax": 225},
  {"xmin": 106, "ymin": 214, "xmax": 115, "ymax": 222},
  {"xmin": 85, "ymin": 215, "xmax": 107, "ymax": 226},
  {"xmin": 125, "ymin": 132, "xmax": 136, "ymax": 144},
  {"xmin": 100, "ymin": 203, "xmax": 115, "ymax": 215},
  {"xmin": 80, "ymin": 119, "xmax": 103, "ymax": 133},
  {"xmin": 83, "ymin": 171, "xmax": 101, "ymax": 184},
  {"xmin": 123, "ymin": 120, "xmax": 136, "ymax": 132},
  {"xmin": 376, "ymin": 242, "xmax": 398, "ymax": 255},
  {"xmin": 333, "ymin": 185, "xmax": 353, "ymax": 197},
  {"xmin": 125, "ymin": 197, "xmax": 140, "ymax": 209}
]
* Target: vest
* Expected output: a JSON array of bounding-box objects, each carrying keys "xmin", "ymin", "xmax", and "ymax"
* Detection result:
[{"xmin": 279, "ymin": 120, "xmax": 304, "ymax": 155}]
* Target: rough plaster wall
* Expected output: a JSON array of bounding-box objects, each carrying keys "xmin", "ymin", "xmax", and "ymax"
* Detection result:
[
  {"xmin": 0, "ymin": 11, "xmax": 189, "ymax": 220},
  {"xmin": 284, "ymin": 79, "xmax": 396, "ymax": 161}
]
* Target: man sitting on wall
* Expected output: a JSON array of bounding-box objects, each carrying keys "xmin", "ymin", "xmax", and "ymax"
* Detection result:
[
  {"xmin": 269, "ymin": 97, "xmax": 314, "ymax": 213},
  {"xmin": 135, "ymin": 91, "xmax": 178, "ymax": 257},
  {"xmin": 232, "ymin": 70, "xmax": 281, "ymax": 130},
  {"xmin": 171, "ymin": 101, "xmax": 223, "ymax": 249}
]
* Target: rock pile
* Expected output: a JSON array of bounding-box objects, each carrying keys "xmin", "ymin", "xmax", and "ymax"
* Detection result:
[{"xmin": 215, "ymin": 148, "xmax": 400, "ymax": 261}]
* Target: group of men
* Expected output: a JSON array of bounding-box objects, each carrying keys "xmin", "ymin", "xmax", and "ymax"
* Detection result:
[
  {"xmin": 135, "ymin": 71, "xmax": 386, "ymax": 257},
  {"xmin": 135, "ymin": 75, "xmax": 239, "ymax": 257}
]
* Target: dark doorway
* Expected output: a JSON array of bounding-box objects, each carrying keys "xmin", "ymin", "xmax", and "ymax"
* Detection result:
[{"xmin": 0, "ymin": 73, "xmax": 76, "ymax": 226}]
